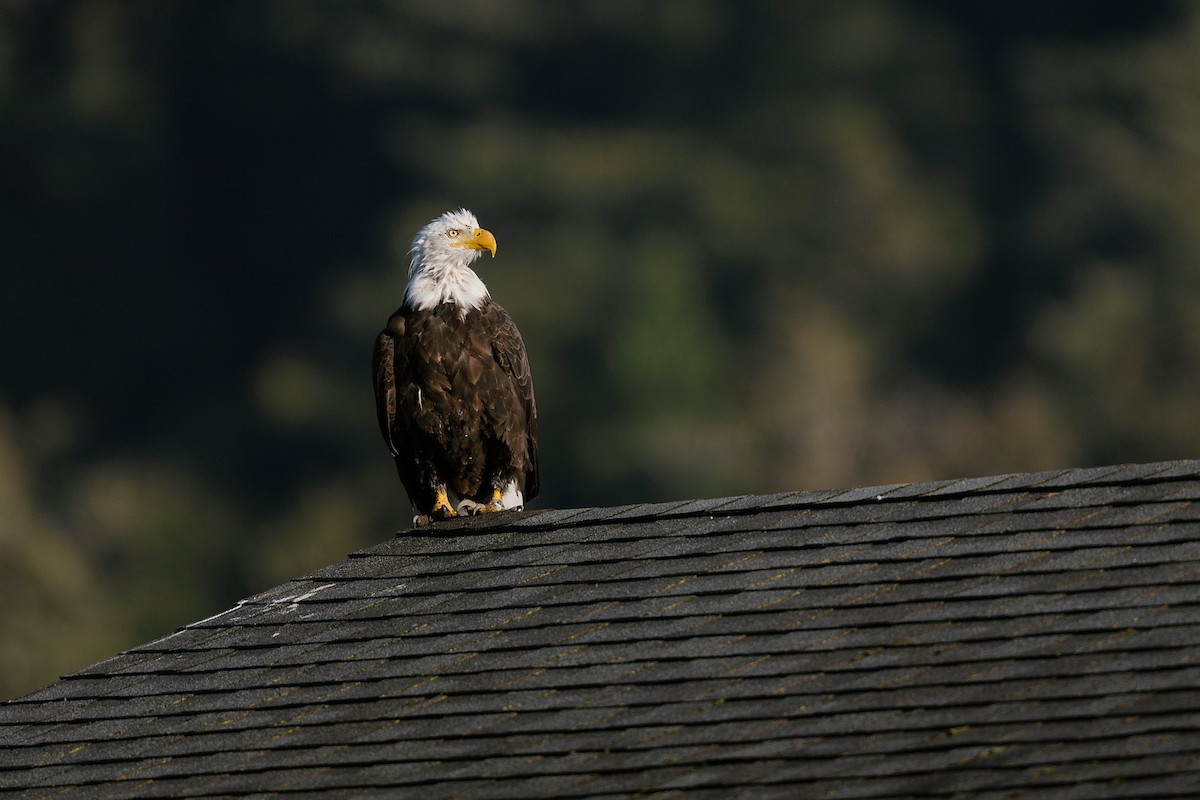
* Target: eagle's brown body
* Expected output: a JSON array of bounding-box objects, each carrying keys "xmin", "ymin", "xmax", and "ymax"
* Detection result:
[{"xmin": 373, "ymin": 300, "xmax": 538, "ymax": 516}]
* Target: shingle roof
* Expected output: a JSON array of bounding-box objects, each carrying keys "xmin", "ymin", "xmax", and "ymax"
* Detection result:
[{"xmin": 2, "ymin": 460, "xmax": 1200, "ymax": 799}]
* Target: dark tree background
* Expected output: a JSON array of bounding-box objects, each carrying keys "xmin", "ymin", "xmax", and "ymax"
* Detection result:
[{"xmin": 2, "ymin": 0, "xmax": 1196, "ymax": 698}]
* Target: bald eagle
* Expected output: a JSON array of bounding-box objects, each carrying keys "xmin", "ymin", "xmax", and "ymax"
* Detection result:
[{"xmin": 373, "ymin": 209, "xmax": 539, "ymax": 526}]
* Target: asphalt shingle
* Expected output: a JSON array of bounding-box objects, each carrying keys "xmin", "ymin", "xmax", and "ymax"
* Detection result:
[{"xmin": 1, "ymin": 459, "xmax": 1198, "ymax": 799}]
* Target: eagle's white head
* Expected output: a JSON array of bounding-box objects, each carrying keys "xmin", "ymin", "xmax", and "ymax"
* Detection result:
[{"xmin": 403, "ymin": 208, "xmax": 498, "ymax": 311}]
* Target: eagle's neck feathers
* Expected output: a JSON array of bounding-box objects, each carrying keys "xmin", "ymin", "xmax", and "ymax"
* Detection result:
[{"xmin": 403, "ymin": 250, "xmax": 490, "ymax": 312}]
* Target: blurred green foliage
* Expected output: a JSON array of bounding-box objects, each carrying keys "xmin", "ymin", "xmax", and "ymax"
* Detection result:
[{"xmin": 1, "ymin": 0, "xmax": 1196, "ymax": 698}]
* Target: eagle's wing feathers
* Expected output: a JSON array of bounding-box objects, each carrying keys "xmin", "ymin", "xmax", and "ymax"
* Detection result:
[
  {"xmin": 372, "ymin": 318, "xmax": 402, "ymax": 458},
  {"xmin": 488, "ymin": 305, "xmax": 539, "ymax": 501}
]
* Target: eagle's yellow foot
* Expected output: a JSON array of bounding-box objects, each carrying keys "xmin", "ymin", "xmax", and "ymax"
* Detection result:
[{"xmin": 414, "ymin": 487, "xmax": 457, "ymax": 526}]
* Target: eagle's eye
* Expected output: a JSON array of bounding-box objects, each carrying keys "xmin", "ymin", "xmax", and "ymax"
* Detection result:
[{"xmin": 446, "ymin": 228, "xmax": 461, "ymax": 237}]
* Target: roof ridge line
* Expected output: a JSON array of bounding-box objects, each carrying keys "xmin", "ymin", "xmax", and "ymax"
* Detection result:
[{"xmin": 402, "ymin": 459, "xmax": 1200, "ymax": 537}]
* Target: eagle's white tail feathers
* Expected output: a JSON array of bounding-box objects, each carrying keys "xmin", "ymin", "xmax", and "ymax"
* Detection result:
[{"xmin": 499, "ymin": 480, "xmax": 524, "ymax": 510}]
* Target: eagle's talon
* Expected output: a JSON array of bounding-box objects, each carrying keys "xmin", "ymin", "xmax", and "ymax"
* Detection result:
[
  {"xmin": 458, "ymin": 498, "xmax": 526, "ymax": 516},
  {"xmin": 456, "ymin": 499, "xmax": 488, "ymax": 515},
  {"xmin": 459, "ymin": 486, "xmax": 518, "ymax": 516},
  {"xmin": 414, "ymin": 507, "xmax": 455, "ymax": 527}
]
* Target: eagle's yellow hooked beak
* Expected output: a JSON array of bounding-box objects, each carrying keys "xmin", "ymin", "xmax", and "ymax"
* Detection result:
[{"xmin": 458, "ymin": 227, "xmax": 497, "ymax": 257}]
